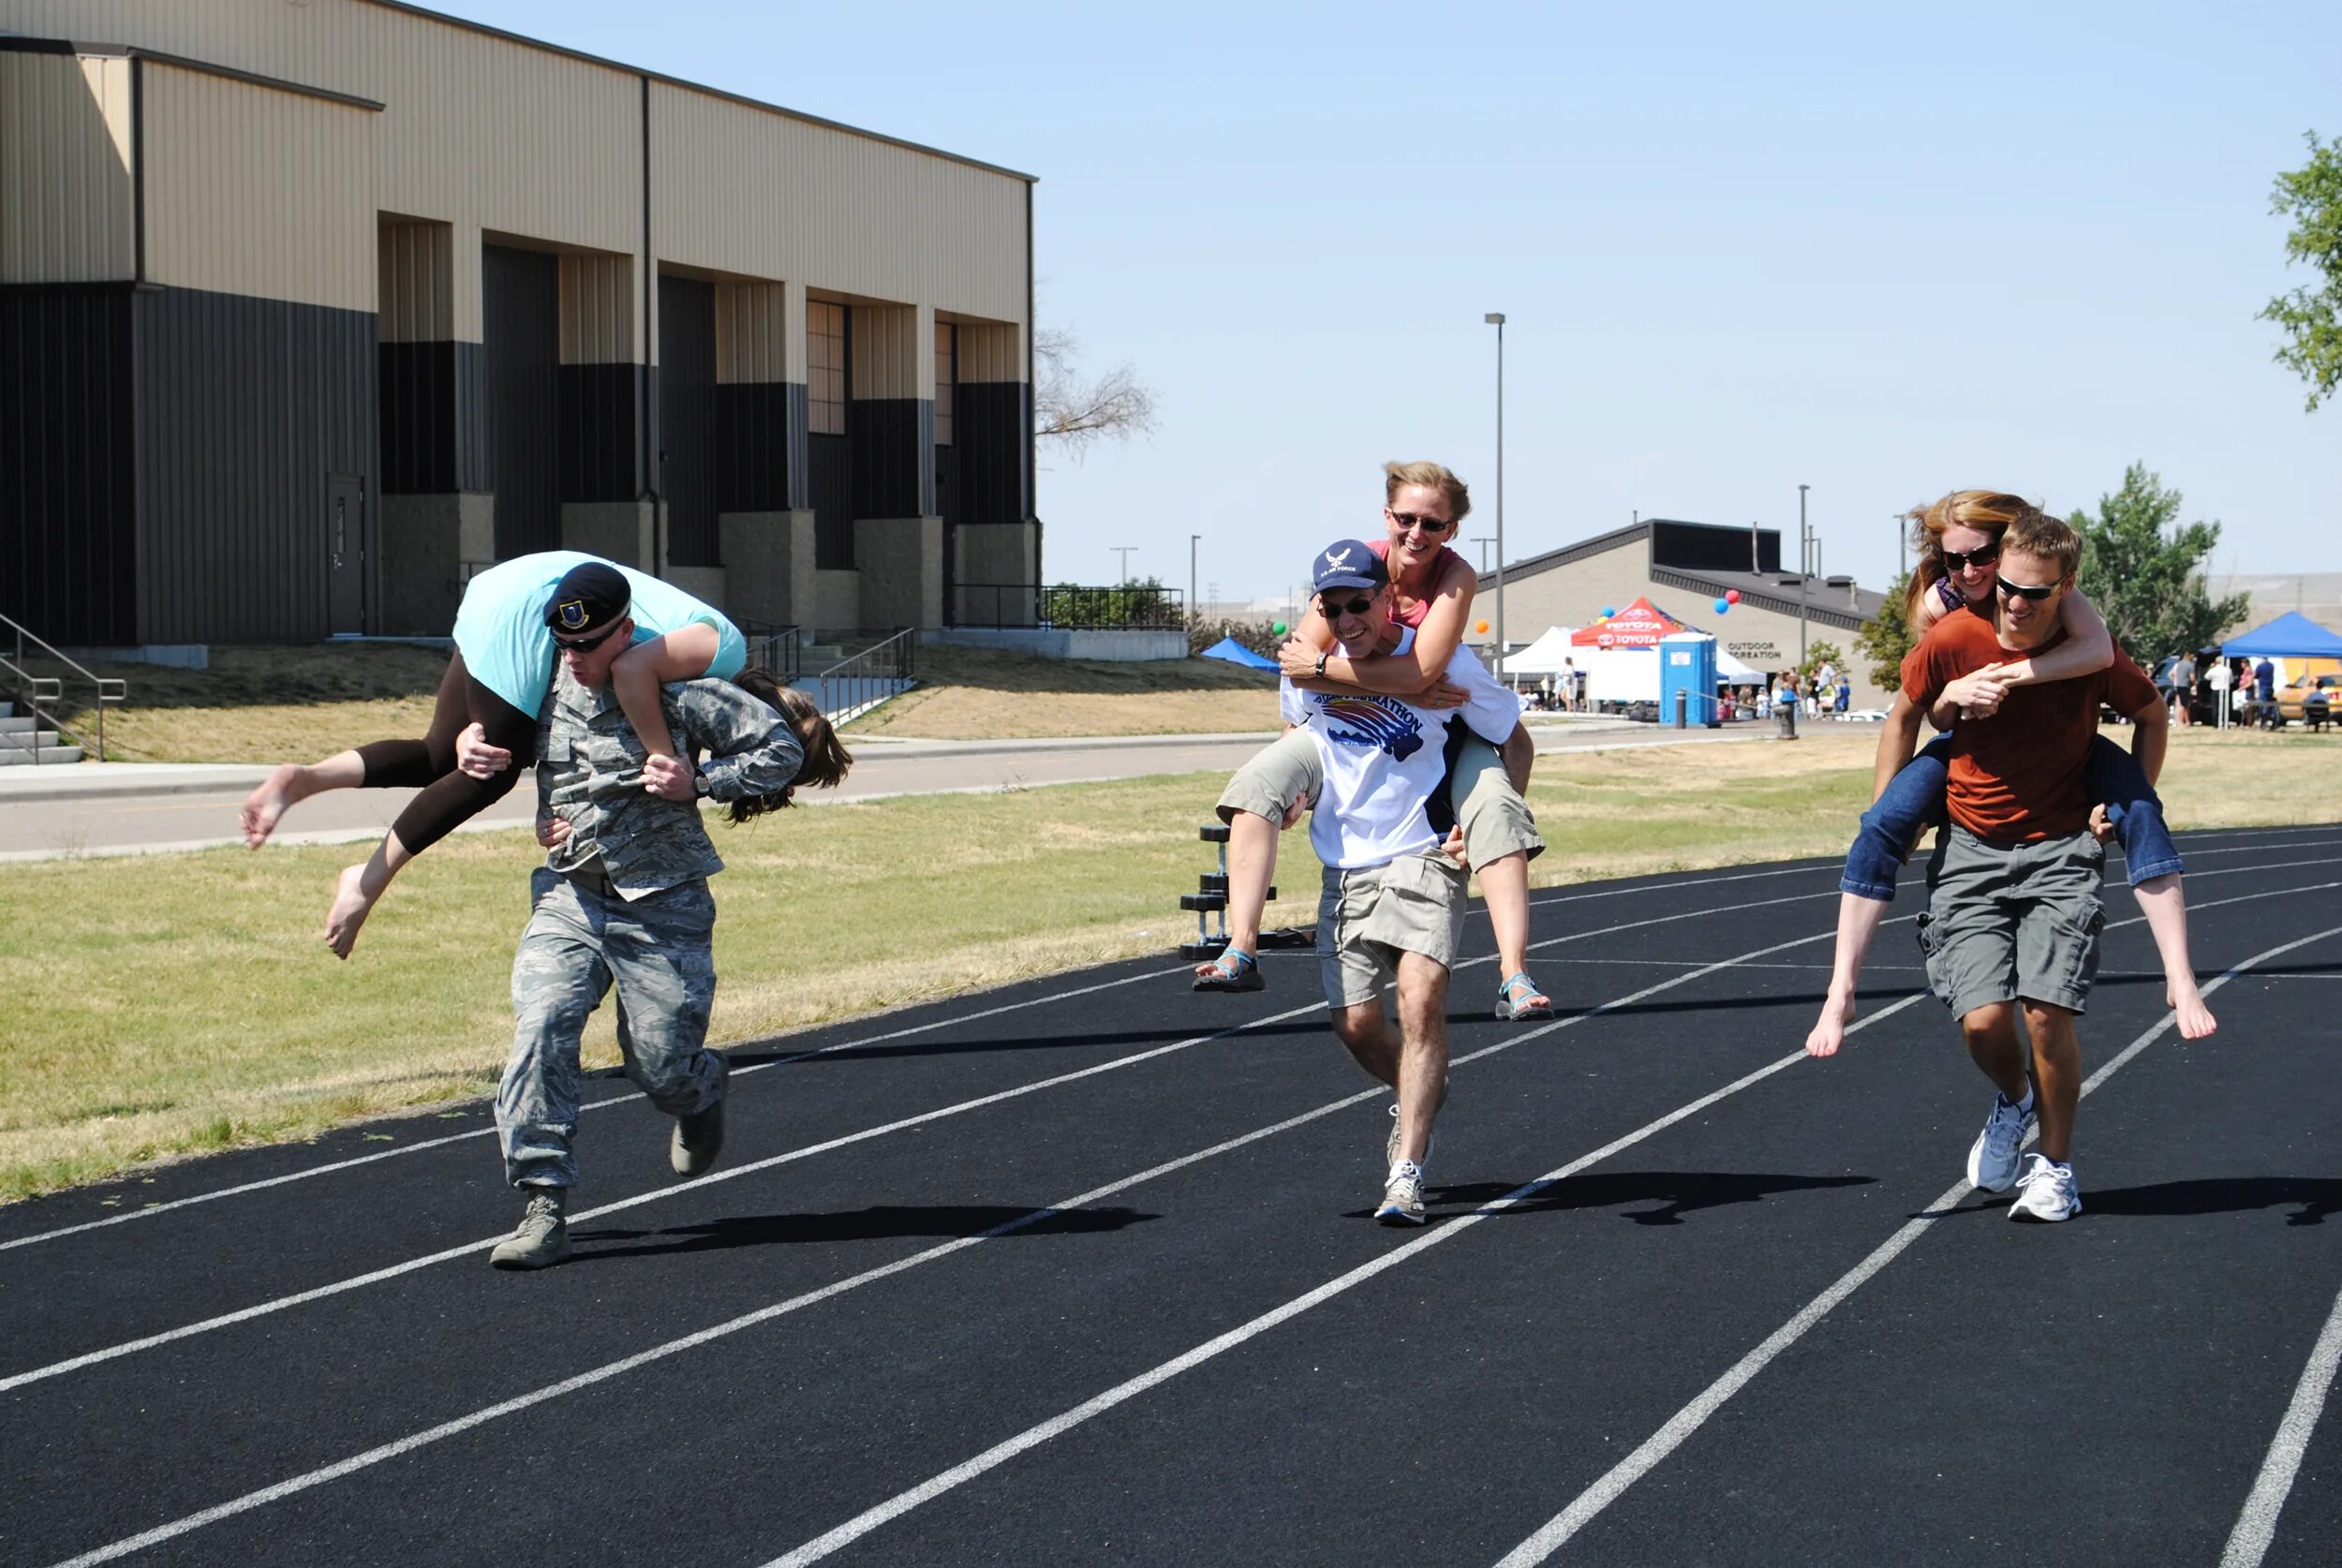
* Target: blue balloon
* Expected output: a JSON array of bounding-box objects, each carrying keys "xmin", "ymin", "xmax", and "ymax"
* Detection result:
[
  {"xmin": 1713, "ymin": 598, "xmax": 1730, "ymax": 614},
  {"xmin": 1600, "ymin": 605, "xmax": 1617, "ymax": 618}
]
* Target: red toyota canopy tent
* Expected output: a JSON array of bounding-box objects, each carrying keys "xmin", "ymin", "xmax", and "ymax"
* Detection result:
[{"xmin": 1569, "ymin": 596, "xmax": 1685, "ymax": 648}]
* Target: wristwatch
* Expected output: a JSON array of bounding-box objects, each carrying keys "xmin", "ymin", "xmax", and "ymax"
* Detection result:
[
  {"xmin": 691, "ymin": 766, "xmax": 712, "ymax": 798},
  {"xmin": 1314, "ymin": 651, "xmax": 1328, "ymax": 679}
]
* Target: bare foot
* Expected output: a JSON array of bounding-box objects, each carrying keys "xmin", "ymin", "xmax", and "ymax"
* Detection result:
[
  {"xmin": 324, "ymin": 865, "xmax": 376, "ymax": 960},
  {"xmin": 2171, "ymin": 986, "xmax": 2218, "ymax": 1040},
  {"xmin": 240, "ymin": 763, "xmax": 305, "ymax": 848},
  {"xmin": 1804, "ymin": 990, "xmax": 1857, "ymax": 1058}
]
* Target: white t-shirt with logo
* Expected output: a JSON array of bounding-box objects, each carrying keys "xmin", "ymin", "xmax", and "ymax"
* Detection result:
[{"xmin": 1280, "ymin": 629, "xmax": 1520, "ymax": 870}]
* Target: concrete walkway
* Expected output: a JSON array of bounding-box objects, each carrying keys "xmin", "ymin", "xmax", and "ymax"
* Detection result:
[{"xmin": 0, "ymin": 718, "xmax": 1797, "ymax": 863}]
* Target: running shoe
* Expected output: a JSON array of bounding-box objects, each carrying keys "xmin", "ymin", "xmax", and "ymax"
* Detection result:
[
  {"xmin": 1384, "ymin": 1102, "xmax": 1439, "ymax": 1169},
  {"xmin": 1964, "ymin": 1091, "xmax": 2034, "ymax": 1193},
  {"xmin": 489, "ymin": 1187, "xmax": 571, "ymax": 1270},
  {"xmin": 2008, "ymin": 1153, "xmax": 2083, "ymax": 1222},
  {"xmin": 1376, "ymin": 1161, "xmax": 1427, "ymax": 1225}
]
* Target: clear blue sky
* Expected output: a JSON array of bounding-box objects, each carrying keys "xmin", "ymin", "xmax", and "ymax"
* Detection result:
[{"xmin": 451, "ymin": 0, "xmax": 2340, "ymax": 606}]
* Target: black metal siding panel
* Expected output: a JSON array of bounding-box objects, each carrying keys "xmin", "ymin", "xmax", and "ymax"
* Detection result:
[
  {"xmin": 954, "ymin": 381, "xmax": 1030, "ymax": 528},
  {"xmin": 482, "ymin": 244, "xmax": 560, "ymax": 556},
  {"xmin": 556, "ymin": 364, "xmax": 644, "ymax": 504},
  {"xmin": 377, "ymin": 340, "xmax": 490, "ymax": 495},
  {"xmin": 657, "ymin": 274, "xmax": 718, "ymax": 566},
  {"xmin": 1653, "ymin": 520, "xmax": 1781, "ymax": 575},
  {"xmin": 131, "ymin": 286, "xmax": 377, "ymax": 643},
  {"xmin": 0, "ymin": 288, "xmax": 138, "ymax": 644},
  {"xmin": 714, "ymin": 380, "xmax": 800, "ymax": 512},
  {"xmin": 850, "ymin": 398, "xmax": 930, "ymax": 519},
  {"xmin": 809, "ymin": 432, "xmax": 852, "ymax": 569}
]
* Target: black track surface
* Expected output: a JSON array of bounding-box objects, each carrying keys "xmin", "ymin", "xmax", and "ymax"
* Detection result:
[{"xmin": 5, "ymin": 826, "xmax": 2339, "ymax": 1567}]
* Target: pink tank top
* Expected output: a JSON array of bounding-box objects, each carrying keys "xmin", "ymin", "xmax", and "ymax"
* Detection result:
[{"xmin": 1366, "ymin": 539, "xmax": 1468, "ymax": 629}]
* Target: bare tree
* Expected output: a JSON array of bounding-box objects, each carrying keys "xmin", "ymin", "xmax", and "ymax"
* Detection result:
[{"xmin": 1033, "ymin": 326, "xmax": 1157, "ymax": 458}]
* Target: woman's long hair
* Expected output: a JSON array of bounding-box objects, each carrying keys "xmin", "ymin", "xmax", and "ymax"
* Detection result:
[
  {"xmin": 1901, "ymin": 490, "xmax": 2047, "ymax": 623},
  {"xmin": 726, "ymin": 667, "xmax": 853, "ymax": 822}
]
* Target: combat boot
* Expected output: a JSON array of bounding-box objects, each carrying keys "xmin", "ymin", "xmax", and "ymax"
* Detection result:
[
  {"xmin": 489, "ymin": 1186, "xmax": 571, "ymax": 1270},
  {"xmin": 672, "ymin": 1097, "xmax": 725, "ymax": 1176}
]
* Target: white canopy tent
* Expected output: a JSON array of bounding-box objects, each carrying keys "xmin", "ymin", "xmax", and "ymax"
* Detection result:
[{"xmin": 1499, "ymin": 626, "xmax": 1580, "ymax": 676}]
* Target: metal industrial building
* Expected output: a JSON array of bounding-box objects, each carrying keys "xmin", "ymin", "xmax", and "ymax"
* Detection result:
[
  {"xmin": 0, "ymin": 0, "xmax": 1037, "ymax": 650},
  {"xmin": 1479, "ymin": 519, "xmax": 1894, "ymax": 707}
]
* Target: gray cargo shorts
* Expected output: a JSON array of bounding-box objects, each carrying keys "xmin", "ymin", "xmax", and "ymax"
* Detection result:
[
  {"xmin": 1317, "ymin": 850, "xmax": 1469, "ymax": 1008},
  {"xmin": 1917, "ymin": 826, "xmax": 2106, "ymax": 1021}
]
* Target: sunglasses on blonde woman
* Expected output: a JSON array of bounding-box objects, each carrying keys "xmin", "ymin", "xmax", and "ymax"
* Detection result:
[
  {"xmin": 1937, "ymin": 543, "xmax": 2001, "ymax": 570},
  {"xmin": 1387, "ymin": 510, "xmax": 1453, "ymax": 535}
]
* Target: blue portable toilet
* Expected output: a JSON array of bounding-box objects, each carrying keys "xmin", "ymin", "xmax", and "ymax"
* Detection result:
[{"xmin": 1658, "ymin": 632, "xmax": 1720, "ymax": 728}]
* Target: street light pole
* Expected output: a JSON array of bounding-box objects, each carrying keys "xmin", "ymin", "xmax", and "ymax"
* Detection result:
[
  {"xmin": 1797, "ymin": 483, "xmax": 1810, "ymax": 671},
  {"xmin": 1470, "ymin": 536, "xmax": 1494, "ymax": 572},
  {"xmin": 1113, "ymin": 545, "xmax": 1137, "ymax": 584},
  {"xmin": 1485, "ymin": 312, "xmax": 1506, "ymax": 666},
  {"xmin": 1190, "ymin": 533, "xmax": 1201, "ymax": 625},
  {"xmin": 1895, "ymin": 512, "xmax": 1907, "ymax": 584}
]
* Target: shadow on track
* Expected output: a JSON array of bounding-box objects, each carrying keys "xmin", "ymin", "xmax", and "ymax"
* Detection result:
[
  {"xmin": 2058, "ymin": 1176, "xmax": 2342, "ymax": 1226},
  {"xmin": 1348, "ymin": 1171, "xmax": 1876, "ymax": 1226},
  {"xmin": 569, "ymin": 1203, "xmax": 1157, "ymax": 1262}
]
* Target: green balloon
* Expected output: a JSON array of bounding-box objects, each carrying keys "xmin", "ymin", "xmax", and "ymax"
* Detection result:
[{"xmin": 1272, "ymin": 621, "xmax": 1288, "ymax": 636}]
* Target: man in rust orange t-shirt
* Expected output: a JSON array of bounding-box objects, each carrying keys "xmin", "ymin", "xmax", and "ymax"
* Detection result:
[{"xmin": 1897, "ymin": 510, "xmax": 2169, "ymax": 1224}]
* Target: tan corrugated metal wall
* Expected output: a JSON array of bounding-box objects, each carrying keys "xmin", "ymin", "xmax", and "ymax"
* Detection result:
[
  {"xmin": 956, "ymin": 322, "xmax": 1024, "ymax": 383},
  {"xmin": 556, "ymin": 253, "xmax": 635, "ymax": 364},
  {"xmin": 378, "ymin": 219, "xmax": 453, "ymax": 342},
  {"xmin": 714, "ymin": 281, "xmax": 793, "ymax": 385},
  {"xmin": 0, "ymin": 51, "xmax": 134, "ymax": 283},
  {"xmin": 141, "ymin": 64, "xmax": 376, "ymax": 312},
  {"xmin": 850, "ymin": 302, "xmax": 932, "ymax": 401}
]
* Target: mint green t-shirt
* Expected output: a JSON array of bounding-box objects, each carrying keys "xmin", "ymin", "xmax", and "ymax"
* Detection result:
[{"xmin": 451, "ymin": 551, "xmax": 747, "ymax": 717}]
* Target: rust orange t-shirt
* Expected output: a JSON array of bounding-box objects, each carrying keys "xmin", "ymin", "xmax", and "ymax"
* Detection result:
[{"xmin": 1899, "ymin": 607, "xmax": 2159, "ymax": 840}]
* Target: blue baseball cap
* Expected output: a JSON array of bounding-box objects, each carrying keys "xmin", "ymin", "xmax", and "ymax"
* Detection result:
[{"xmin": 1310, "ymin": 540, "xmax": 1389, "ymax": 595}]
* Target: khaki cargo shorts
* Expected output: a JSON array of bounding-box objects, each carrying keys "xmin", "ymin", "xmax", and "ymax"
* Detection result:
[
  {"xmin": 1917, "ymin": 826, "xmax": 2105, "ymax": 1020},
  {"xmin": 1317, "ymin": 850, "xmax": 1469, "ymax": 1008},
  {"xmin": 1220, "ymin": 726, "xmax": 1542, "ymax": 866}
]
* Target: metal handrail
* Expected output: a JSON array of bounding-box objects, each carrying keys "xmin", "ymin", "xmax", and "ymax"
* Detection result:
[
  {"xmin": 1, "ymin": 612, "xmax": 127, "ymax": 761},
  {"xmin": 734, "ymin": 618, "xmax": 803, "ymax": 683},
  {"xmin": 809, "ymin": 627, "xmax": 916, "ymax": 721}
]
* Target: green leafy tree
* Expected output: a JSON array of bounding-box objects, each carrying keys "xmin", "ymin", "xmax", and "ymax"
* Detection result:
[
  {"xmin": 1798, "ymin": 641, "xmax": 1846, "ymax": 685},
  {"xmin": 1855, "ymin": 571, "xmax": 1917, "ymax": 688},
  {"xmin": 2067, "ymin": 465, "xmax": 2250, "ymax": 662},
  {"xmin": 2260, "ymin": 131, "xmax": 2342, "ymax": 410}
]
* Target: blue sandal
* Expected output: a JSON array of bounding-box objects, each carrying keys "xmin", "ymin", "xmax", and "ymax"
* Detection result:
[
  {"xmin": 1193, "ymin": 948, "xmax": 1264, "ymax": 993},
  {"xmin": 1495, "ymin": 971, "xmax": 1552, "ymax": 1021}
]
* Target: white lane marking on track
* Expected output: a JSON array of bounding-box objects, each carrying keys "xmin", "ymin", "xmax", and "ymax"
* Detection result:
[
  {"xmin": 1, "ymin": 859, "xmax": 1860, "ymax": 1252},
  {"xmin": 1488, "ymin": 917, "xmax": 2342, "ymax": 1568},
  {"xmin": 0, "ymin": 963, "xmax": 1193, "ymax": 1253},
  {"xmin": 2220, "ymin": 1277, "xmax": 2342, "ymax": 1568},
  {"xmin": 0, "ymin": 884, "xmax": 1843, "ymax": 1392},
  {"xmin": 34, "ymin": 919, "xmax": 1895, "ymax": 1568}
]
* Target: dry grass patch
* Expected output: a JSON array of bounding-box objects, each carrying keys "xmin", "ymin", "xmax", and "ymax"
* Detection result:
[{"xmin": 4, "ymin": 723, "xmax": 2334, "ymax": 1199}]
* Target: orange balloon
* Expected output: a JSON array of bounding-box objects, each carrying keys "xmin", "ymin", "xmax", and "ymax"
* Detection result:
[{"xmin": 1475, "ymin": 619, "xmax": 1490, "ymax": 634}]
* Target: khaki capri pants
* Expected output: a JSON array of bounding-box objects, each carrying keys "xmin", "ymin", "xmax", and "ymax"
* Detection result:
[{"xmin": 1215, "ymin": 726, "xmax": 1542, "ymax": 867}]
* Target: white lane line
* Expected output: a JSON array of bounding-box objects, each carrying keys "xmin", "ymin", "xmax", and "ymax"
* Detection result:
[
  {"xmin": 2220, "ymin": 1279, "xmax": 2342, "ymax": 1568},
  {"xmin": 1489, "ymin": 917, "xmax": 2342, "ymax": 1567},
  {"xmin": 752, "ymin": 994, "xmax": 1939, "ymax": 1568},
  {"xmin": 37, "ymin": 922, "xmax": 1890, "ymax": 1568},
  {"xmin": 3, "ymin": 859, "xmax": 1852, "ymax": 1252},
  {"xmin": 0, "ymin": 885, "xmax": 1840, "ymax": 1393},
  {"xmin": 0, "ymin": 962, "xmax": 1193, "ymax": 1253}
]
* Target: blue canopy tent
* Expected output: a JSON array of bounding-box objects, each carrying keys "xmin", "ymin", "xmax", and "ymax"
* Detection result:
[
  {"xmin": 2220, "ymin": 611, "xmax": 2342, "ymax": 658},
  {"xmin": 1199, "ymin": 636, "xmax": 1279, "ymax": 671}
]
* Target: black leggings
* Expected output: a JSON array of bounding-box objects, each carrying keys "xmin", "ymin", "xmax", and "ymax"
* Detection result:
[{"xmin": 353, "ymin": 649, "xmax": 539, "ymax": 857}]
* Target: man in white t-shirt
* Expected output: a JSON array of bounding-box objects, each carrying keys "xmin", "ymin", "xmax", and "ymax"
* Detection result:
[{"xmin": 1282, "ymin": 540, "xmax": 1520, "ymax": 1225}]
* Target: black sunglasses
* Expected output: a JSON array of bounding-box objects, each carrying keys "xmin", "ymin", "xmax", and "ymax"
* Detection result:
[
  {"xmin": 1938, "ymin": 543, "xmax": 2001, "ymax": 570},
  {"xmin": 1319, "ymin": 594, "xmax": 1380, "ymax": 618},
  {"xmin": 1387, "ymin": 510, "xmax": 1454, "ymax": 534},
  {"xmin": 1994, "ymin": 577, "xmax": 2058, "ymax": 602},
  {"xmin": 554, "ymin": 620, "xmax": 627, "ymax": 654}
]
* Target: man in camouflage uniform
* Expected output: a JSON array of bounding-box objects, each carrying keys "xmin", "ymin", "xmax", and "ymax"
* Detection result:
[{"xmin": 486, "ymin": 562, "xmax": 803, "ymax": 1270}]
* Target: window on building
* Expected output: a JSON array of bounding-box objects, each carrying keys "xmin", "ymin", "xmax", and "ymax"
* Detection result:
[
  {"xmin": 934, "ymin": 319, "xmax": 956, "ymax": 446},
  {"xmin": 808, "ymin": 300, "xmax": 846, "ymax": 435}
]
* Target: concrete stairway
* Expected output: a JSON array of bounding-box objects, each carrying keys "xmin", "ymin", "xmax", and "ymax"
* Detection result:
[{"xmin": 0, "ymin": 703, "xmax": 83, "ymax": 764}]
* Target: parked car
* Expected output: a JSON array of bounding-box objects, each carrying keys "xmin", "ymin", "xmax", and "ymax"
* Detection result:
[{"xmin": 2275, "ymin": 673, "xmax": 2339, "ymax": 731}]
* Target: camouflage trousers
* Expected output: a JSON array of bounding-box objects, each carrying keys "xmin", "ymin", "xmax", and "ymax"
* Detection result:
[{"xmin": 496, "ymin": 867, "xmax": 727, "ymax": 1190}]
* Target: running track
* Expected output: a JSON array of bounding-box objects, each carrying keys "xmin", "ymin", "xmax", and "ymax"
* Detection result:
[{"xmin": 4, "ymin": 824, "xmax": 2339, "ymax": 1567}]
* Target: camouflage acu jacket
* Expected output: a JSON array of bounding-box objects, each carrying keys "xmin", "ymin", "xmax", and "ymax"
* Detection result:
[{"xmin": 537, "ymin": 667, "xmax": 805, "ymax": 898}]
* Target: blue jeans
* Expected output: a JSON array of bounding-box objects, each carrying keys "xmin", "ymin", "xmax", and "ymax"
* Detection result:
[{"xmin": 1839, "ymin": 733, "xmax": 2184, "ymax": 900}]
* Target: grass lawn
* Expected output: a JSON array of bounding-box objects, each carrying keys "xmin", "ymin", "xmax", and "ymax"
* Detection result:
[
  {"xmin": 43, "ymin": 642, "xmax": 1279, "ymax": 762},
  {"xmin": 3, "ymin": 727, "xmax": 2335, "ymax": 1200}
]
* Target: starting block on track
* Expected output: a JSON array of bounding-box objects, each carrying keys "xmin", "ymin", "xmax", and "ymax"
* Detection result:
[{"xmin": 1178, "ymin": 822, "xmax": 1314, "ymax": 960}]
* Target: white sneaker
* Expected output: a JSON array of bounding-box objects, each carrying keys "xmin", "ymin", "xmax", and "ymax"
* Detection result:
[
  {"xmin": 1376, "ymin": 1161, "xmax": 1427, "ymax": 1225},
  {"xmin": 2008, "ymin": 1154, "xmax": 2082, "ymax": 1222},
  {"xmin": 1965, "ymin": 1092, "xmax": 2034, "ymax": 1193}
]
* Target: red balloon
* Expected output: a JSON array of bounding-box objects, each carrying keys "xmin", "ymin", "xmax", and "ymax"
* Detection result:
[{"xmin": 1725, "ymin": 588, "xmax": 1741, "ymax": 604}]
